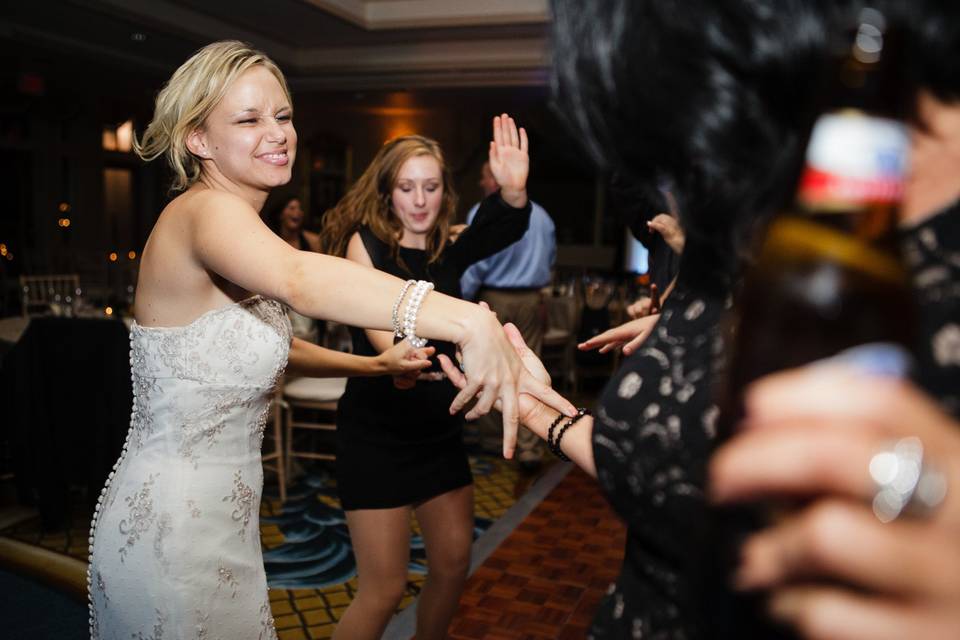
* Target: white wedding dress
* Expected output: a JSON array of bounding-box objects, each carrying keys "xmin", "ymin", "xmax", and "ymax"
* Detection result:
[{"xmin": 88, "ymin": 296, "xmax": 291, "ymax": 639}]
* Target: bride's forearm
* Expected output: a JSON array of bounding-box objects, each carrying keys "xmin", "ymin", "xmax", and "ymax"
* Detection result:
[{"xmin": 286, "ymin": 252, "xmax": 482, "ymax": 343}]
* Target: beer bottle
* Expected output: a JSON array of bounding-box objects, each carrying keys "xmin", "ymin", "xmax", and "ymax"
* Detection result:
[
  {"xmin": 716, "ymin": 8, "xmax": 917, "ymax": 638},
  {"xmin": 724, "ymin": 7, "xmax": 915, "ymax": 416}
]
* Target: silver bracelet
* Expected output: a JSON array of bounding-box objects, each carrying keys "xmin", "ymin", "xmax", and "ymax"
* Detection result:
[
  {"xmin": 402, "ymin": 280, "xmax": 434, "ymax": 348},
  {"xmin": 392, "ymin": 279, "xmax": 416, "ymax": 339}
]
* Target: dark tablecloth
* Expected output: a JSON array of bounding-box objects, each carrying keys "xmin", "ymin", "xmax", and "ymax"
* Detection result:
[{"xmin": 1, "ymin": 317, "xmax": 131, "ymax": 530}]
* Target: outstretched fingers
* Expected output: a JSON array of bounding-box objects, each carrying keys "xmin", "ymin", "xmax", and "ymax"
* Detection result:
[
  {"xmin": 503, "ymin": 322, "xmax": 532, "ymax": 357},
  {"xmin": 449, "ymin": 379, "xmax": 483, "ymax": 415},
  {"xmin": 465, "ymin": 383, "xmax": 497, "ymax": 421},
  {"xmin": 578, "ymin": 323, "xmax": 633, "ymax": 351},
  {"xmin": 520, "ymin": 372, "xmax": 576, "ymax": 417},
  {"xmin": 438, "ymin": 354, "xmax": 467, "ymax": 387},
  {"xmin": 499, "ymin": 380, "xmax": 519, "ymax": 459},
  {"xmin": 505, "ymin": 114, "xmax": 519, "ymax": 147},
  {"xmin": 622, "ymin": 326, "xmax": 654, "ymax": 355},
  {"xmin": 493, "ymin": 115, "xmax": 503, "ymax": 147}
]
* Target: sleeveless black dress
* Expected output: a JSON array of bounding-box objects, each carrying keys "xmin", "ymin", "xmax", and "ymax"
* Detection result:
[{"xmin": 335, "ymin": 194, "xmax": 531, "ymax": 510}]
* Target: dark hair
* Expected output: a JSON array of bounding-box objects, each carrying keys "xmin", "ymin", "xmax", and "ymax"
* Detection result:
[
  {"xmin": 265, "ymin": 194, "xmax": 302, "ymax": 235},
  {"xmin": 898, "ymin": 1, "xmax": 960, "ymax": 104},
  {"xmin": 550, "ymin": 0, "xmax": 960, "ymax": 284}
]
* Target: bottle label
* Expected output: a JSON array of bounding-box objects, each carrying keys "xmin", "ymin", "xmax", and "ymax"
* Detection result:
[{"xmin": 798, "ymin": 111, "xmax": 909, "ymax": 209}]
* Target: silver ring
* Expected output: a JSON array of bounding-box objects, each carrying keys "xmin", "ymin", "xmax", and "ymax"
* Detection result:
[{"xmin": 869, "ymin": 436, "xmax": 947, "ymax": 523}]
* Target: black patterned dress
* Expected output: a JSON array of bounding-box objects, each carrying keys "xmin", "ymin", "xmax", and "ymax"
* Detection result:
[
  {"xmin": 902, "ymin": 201, "xmax": 960, "ymax": 419},
  {"xmin": 588, "ymin": 265, "xmax": 730, "ymax": 639},
  {"xmin": 587, "ymin": 202, "xmax": 959, "ymax": 638}
]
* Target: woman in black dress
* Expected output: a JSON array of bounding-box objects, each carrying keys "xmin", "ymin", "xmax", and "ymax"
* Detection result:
[{"xmin": 321, "ymin": 115, "xmax": 534, "ymax": 640}]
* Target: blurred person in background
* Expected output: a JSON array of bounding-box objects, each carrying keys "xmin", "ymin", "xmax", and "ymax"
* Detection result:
[
  {"xmin": 268, "ymin": 194, "xmax": 321, "ymax": 253},
  {"xmin": 267, "ymin": 194, "xmax": 323, "ymax": 342}
]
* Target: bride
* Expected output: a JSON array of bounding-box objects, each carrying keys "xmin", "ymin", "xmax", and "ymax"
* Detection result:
[{"xmin": 87, "ymin": 40, "xmax": 573, "ymax": 639}]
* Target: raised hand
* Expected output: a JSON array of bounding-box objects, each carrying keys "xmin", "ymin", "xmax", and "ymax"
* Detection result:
[
  {"xmin": 578, "ymin": 314, "xmax": 660, "ymax": 355},
  {"xmin": 488, "ymin": 113, "xmax": 529, "ymax": 208},
  {"xmin": 648, "ymin": 213, "xmax": 685, "ymax": 254}
]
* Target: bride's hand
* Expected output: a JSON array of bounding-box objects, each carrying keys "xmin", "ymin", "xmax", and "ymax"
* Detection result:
[
  {"xmin": 440, "ymin": 322, "xmax": 570, "ymax": 446},
  {"xmin": 448, "ymin": 307, "xmax": 575, "ymax": 458}
]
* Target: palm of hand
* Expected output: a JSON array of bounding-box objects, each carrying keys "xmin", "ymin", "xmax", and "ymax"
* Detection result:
[
  {"xmin": 490, "ymin": 149, "xmax": 529, "ymax": 193},
  {"xmin": 488, "ymin": 113, "xmax": 529, "ymax": 196}
]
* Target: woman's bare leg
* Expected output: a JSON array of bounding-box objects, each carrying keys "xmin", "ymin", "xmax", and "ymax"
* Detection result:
[
  {"xmin": 333, "ymin": 506, "xmax": 412, "ymax": 640},
  {"xmin": 413, "ymin": 484, "xmax": 475, "ymax": 640}
]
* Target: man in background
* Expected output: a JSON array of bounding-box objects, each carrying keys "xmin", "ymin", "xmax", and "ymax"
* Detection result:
[{"xmin": 461, "ymin": 161, "xmax": 557, "ymax": 469}]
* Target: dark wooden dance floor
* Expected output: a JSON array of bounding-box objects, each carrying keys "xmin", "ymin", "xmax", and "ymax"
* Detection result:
[{"xmin": 444, "ymin": 467, "xmax": 626, "ymax": 640}]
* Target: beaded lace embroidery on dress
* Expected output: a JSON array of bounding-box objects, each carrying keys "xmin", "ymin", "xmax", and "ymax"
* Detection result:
[{"xmin": 87, "ymin": 296, "xmax": 290, "ymax": 639}]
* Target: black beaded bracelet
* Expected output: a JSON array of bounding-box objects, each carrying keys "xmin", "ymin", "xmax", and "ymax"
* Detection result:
[
  {"xmin": 549, "ymin": 408, "xmax": 591, "ymax": 462},
  {"xmin": 546, "ymin": 412, "xmax": 566, "ymax": 452}
]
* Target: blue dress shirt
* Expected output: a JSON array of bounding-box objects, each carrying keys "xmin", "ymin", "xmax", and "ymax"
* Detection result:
[{"xmin": 460, "ymin": 199, "xmax": 556, "ymax": 300}]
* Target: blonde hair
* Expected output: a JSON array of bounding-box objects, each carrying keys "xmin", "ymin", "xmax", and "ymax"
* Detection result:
[
  {"xmin": 321, "ymin": 135, "xmax": 458, "ymax": 266},
  {"xmin": 134, "ymin": 40, "xmax": 292, "ymax": 192}
]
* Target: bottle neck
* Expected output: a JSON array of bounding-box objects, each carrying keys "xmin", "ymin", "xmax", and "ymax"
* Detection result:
[
  {"xmin": 797, "ymin": 109, "xmax": 909, "ymax": 212},
  {"xmin": 792, "ymin": 109, "xmax": 908, "ymax": 243}
]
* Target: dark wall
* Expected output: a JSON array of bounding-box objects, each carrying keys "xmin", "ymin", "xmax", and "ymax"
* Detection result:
[
  {"xmin": 0, "ymin": 39, "xmax": 169, "ymax": 309},
  {"xmin": 282, "ymin": 86, "xmax": 602, "ymax": 238}
]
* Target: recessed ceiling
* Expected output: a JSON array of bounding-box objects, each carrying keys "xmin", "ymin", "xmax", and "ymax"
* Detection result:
[
  {"xmin": 0, "ymin": 0, "xmax": 551, "ymax": 90},
  {"xmin": 306, "ymin": 0, "xmax": 548, "ymax": 30}
]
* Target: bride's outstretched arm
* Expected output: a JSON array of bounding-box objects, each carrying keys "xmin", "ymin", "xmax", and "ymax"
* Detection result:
[{"xmin": 190, "ymin": 191, "xmax": 575, "ymax": 458}]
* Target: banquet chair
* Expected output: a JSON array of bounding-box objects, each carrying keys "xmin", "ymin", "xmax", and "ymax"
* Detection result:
[
  {"xmin": 19, "ymin": 274, "xmax": 80, "ymax": 317},
  {"xmin": 541, "ymin": 286, "xmax": 582, "ymax": 392},
  {"xmin": 276, "ymin": 376, "xmax": 347, "ymax": 494}
]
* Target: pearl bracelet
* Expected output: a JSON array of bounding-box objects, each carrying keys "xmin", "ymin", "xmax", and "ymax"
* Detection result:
[
  {"xmin": 402, "ymin": 280, "xmax": 434, "ymax": 348},
  {"xmin": 392, "ymin": 279, "xmax": 416, "ymax": 339}
]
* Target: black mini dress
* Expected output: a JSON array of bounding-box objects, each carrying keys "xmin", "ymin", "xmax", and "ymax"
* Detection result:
[{"xmin": 335, "ymin": 194, "xmax": 531, "ymax": 510}]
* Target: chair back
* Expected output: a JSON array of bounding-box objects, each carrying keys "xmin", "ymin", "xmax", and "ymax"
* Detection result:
[{"xmin": 19, "ymin": 274, "xmax": 80, "ymax": 317}]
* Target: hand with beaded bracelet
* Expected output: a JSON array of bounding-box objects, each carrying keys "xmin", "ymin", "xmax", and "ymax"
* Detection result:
[{"xmin": 438, "ymin": 322, "xmax": 598, "ymax": 476}]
